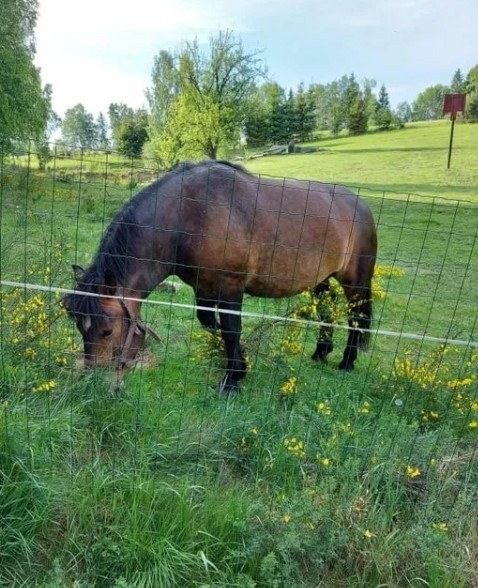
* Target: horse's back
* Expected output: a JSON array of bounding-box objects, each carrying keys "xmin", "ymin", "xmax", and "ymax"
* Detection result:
[{"xmin": 142, "ymin": 162, "xmax": 376, "ymax": 298}]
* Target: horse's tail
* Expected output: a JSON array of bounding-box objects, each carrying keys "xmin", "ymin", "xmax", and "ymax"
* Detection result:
[
  {"xmin": 356, "ymin": 283, "xmax": 373, "ymax": 351},
  {"xmin": 354, "ymin": 246, "xmax": 376, "ymax": 352}
]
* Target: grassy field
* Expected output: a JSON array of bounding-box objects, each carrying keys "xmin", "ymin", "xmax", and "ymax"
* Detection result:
[{"xmin": 1, "ymin": 121, "xmax": 478, "ymax": 587}]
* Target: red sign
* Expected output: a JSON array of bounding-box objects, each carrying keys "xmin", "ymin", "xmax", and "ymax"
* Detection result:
[{"xmin": 443, "ymin": 93, "xmax": 466, "ymax": 116}]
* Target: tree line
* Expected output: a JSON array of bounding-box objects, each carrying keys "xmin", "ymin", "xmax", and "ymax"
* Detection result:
[{"xmin": 2, "ymin": 1, "xmax": 478, "ymax": 167}]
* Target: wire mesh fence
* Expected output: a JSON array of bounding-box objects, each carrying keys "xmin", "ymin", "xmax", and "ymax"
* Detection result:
[{"xmin": 1, "ymin": 142, "xmax": 478, "ymax": 585}]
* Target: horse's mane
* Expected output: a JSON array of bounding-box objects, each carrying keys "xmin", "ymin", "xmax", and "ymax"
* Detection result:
[{"xmin": 63, "ymin": 159, "xmax": 248, "ymax": 323}]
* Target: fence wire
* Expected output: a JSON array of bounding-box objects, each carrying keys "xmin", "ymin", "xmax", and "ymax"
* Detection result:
[{"xmin": 1, "ymin": 142, "xmax": 478, "ymax": 585}]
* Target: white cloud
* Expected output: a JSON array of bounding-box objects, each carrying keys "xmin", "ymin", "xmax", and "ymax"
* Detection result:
[
  {"xmin": 35, "ymin": 0, "xmax": 261, "ymax": 116},
  {"xmin": 34, "ymin": 0, "xmax": 478, "ymax": 118}
]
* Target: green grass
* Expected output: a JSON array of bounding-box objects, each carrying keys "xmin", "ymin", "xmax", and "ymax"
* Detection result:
[
  {"xmin": 246, "ymin": 120, "xmax": 478, "ymax": 203},
  {"xmin": 1, "ymin": 121, "xmax": 478, "ymax": 586}
]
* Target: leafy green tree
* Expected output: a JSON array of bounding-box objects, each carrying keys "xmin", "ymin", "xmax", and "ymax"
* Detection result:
[
  {"xmin": 466, "ymin": 65, "xmax": 478, "ymax": 93},
  {"xmin": 280, "ymin": 89, "xmax": 297, "ymax": 142},
  {"xmin": 243, "ymin": 87, "xmax": 270, "ymax": 146},
  {"xmin": 108, "ymin": 103, "xmax": 134, "ymax": 148},
  {"xmin": 318, "ymin": 81, "xmax": 345, "ymax": 135},
  {"xmin": 395, "ymin": 101, "xmax": 412, "ymax": 123},
  {"xmin": 116, "ymin": 110, "xmax": 149, "ymax": 158},
  {"xmin": 61, "ymin": 104, "xmax": 97, "ymax": 149},
  {"xmin": 412, "ymin": 85, "xmax": 449, "ymax": 120},
  {"xmin": 308, "ymin": 83, "xmax": 327, "ymax": 130},
  {"xmin": 96, "ymin": 113, "xmax": 110, "ymax": 150},
  {"xmin": 362, "ymin": 78, "xmax": 378, "ymax": 121},
  {"xmin": 146, "ymin": 50, "xmax": 180, "ymax": 130},
  {"xmin": 0, "ymin": 0, "xmax": 50, "ymax": 147},
  {"xmin": 465, "ymin": 94, "xmax": 478, "ymax": 122},
  {"xmin": 264, "ymin": 83, "xmax": 288, "ymax": 143},
  {"xmin": 148, "ymin": 30, "xmax": 265, "ymax": 162},
  {"xmin": 374, "ymin": 84, "xmax": 393, "ymax": 130},
  {"xmin": 35, "ymin": 84, "xmax": 60, "ymax": 169},
  {"xmin": 342, "ymin": 74, "xmax": 368, "ymax": 135},
  {"xmin": 294, "ymin": 83, "xmax": 316, "ymax": 141},
  {"xmin": 450, "ymin": 68, "xmax": 466, "ymax": 93},
  {"xmin": 464, "ymin": 65, "xmax": 478, "ymax": 121}
]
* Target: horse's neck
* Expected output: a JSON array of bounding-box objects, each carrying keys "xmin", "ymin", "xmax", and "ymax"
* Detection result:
[{"xmin": 124, "ymin": 263, "xmax": 171, "ymax": 302}]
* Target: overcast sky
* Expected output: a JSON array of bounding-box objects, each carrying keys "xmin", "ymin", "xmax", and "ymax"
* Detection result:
[{"xmin": 34, "ymin": 0, "xmax": 478, "ymax": 118}]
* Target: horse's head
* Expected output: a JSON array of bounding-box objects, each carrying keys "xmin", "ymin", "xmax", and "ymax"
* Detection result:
[{"xmin": 63, "ymin": 265, "xmax": 147, "ymax": 369}]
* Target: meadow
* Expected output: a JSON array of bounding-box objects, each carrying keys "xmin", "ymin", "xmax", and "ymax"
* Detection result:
[{"xmin": 1, "ymin": 120, "xmax": 478, "ymax": 587}]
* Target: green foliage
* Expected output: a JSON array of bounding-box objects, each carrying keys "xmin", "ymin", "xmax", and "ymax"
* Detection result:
[
  {"xmin": 0, "ymin": 430, "xmax": 48, "ymax": 585},
  {"xmin": 450, "ymin": 68, "xmax": 466, "ymax": 93},
  {"xmin": 395, "ymin": 100, "xmax": 413, "ymax": 123},
  {"xmin": 465, "ymin": 64, "xmax": 478, "ymax": 93},
  {"xmin": 61, "ymin": 103, "xmax": 98, "ymax": 150},
  {"xmin": 115, "ymin": 110, "xmax": 149, "ymax": 158},
  {"xmin": 374, "ymin": 84, "xmax": 393, "ymax": 130},
  {"xmin": 148, "ymin": 30, "xmax": 265, "ymax": 163},
  {"xmin": 412, "ymin": 84, "xmax": 449, "ymax": 121},
  {"xmin": 96, "ymin": 112, "xmax": 110, "ymax": 150},
  {"xmin": 1, "ymin": 122, "xmax": 478, "ymax": 586},
  {"xmin": 465, "ymin": 92, "xmax": 478, "ymax": 122},
  {"xmin": 0, "ymin": 0, "xmax": 50, "ymax": 147}
]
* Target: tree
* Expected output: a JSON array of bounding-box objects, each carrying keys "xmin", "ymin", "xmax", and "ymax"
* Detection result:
[
  {"xmin": 362, "ymin": 78, "xmax": 378, "ymax": 121},
  {"xmin": 108, "ymin": 103, "xmax": 134, "ymax": 148},
  {"xmin": 0, "ymin": 0, "xmax": 50, "ymax": 147},
  {"xmin": 463, "ymin": 65, "xmax": 478, "ymax": 121},
  {"xmin": 342, "ymin": 74, "xmax": 368, "ymax": 135},
  {"xmin": 450, "ymin": 68, "xmax": 466, "ymax": 93},
  {"xmin": 412, "ymin": 85, "xmax": 449, "ymax": 120},
  {"xmin": 466, "ymin": 65, "xmax": 478, "ymax": 93},
  {"xmin": 148, "ymin": 30, "xmax": 265, "ymax": 162},
  {"xmin": 243, "ymin": 86, "xmax": 270, "ymax": 147},
  {"xmin": 146, "ymin": 50, "xmax": 180, "ymax": 130},
  {"xmin": 96, "ymin": 113, "xmax": 110, "ymax": 150},
  {"xmin": 61, "ymin": 104, "xmax": 97, "ymax": 149},
  {"xmin": 374, "ymin": 84, "xmax": 392, "ymax": 130},
  {"xmin": 395, "ymin": 101, "xmax": 412, "ymax": 123},
  {"xmin": 317, "ymin": 81, "xmax": 345, "ymax": 135},
  {"xmin": 36, "ymin": 84, "xmax": 61, "ymax": 170},
  {"xmin": 294, "ymin": 83, "xmax": 316, "ymax": 142},
  {"xmin": 263, "ymin": 83, "xmax": 287, "ymax": 143},
  {"xmin": 116, "ymin": 110, "xmax": 149, "ymax": 158}
]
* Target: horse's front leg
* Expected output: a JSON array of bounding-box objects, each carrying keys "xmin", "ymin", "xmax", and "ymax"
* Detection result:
[
  {"xmin": 216, "ymin": 299, "xmax": 247, "ymax": 395},
  {"xmin": 196, "ymin": 296, "xmax": 220, "ymax": 331}
]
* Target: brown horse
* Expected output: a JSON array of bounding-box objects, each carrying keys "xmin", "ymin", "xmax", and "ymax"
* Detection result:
[{"xmin": 64, "ymin": 161, "xmax": 377, "ymax": 394}]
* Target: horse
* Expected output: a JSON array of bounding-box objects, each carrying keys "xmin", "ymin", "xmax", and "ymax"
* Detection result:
[{"xmin": 63, "ymin": 160, "xmax": 377, "ymax": 394}]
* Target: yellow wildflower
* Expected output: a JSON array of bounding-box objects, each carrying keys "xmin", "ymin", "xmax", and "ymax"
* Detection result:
[
  {"xmin": 317, "ymin": 401, "xmax": 332, "ymax": 416},
  {"xmin": 358, "ymin": 401, "xmax": 370, "ymax": 414},
  {"xmin": 406, "ymin": 465, "xmax": 421, "ymax": 479}
]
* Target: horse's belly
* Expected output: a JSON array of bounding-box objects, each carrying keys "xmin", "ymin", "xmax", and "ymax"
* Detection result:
[{"xmin": 245, "ymin": 246, "xmax": 344, "ymax": 298}]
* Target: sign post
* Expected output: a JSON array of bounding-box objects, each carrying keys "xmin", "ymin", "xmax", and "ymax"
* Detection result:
[{"xmin": 442, "ymin": 93, "xmax": 466, "ymax": 169}]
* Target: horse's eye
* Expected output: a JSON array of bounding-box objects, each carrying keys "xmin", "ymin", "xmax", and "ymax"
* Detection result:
[{"xmin": 102, "ymin": 329, "xmax": 113, "ymax": 339}]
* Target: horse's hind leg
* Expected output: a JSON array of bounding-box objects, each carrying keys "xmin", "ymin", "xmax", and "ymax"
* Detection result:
[
  {"xmin": 311, "ymin": 280, "xmax": 336, "ymax": 363},
  {"xmin": 196, "ymin": 296, "xmax": 220, "ymax": 331},
  {"xmin": 216, "ymin": 299, "xmax": 247, "ymax": 395},
  {"xmin": 338, "ymin": 257, "xmax": 374, "ymax": 371}
]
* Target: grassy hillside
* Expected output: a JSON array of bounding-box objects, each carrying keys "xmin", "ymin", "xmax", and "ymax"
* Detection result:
[
  {"xmin": 1, "ymin": 122, "xmax": 478, "ymax": 586},
  {"xmin": 246, "ymin": 120, "xmax": 478, "ymax": 203}
]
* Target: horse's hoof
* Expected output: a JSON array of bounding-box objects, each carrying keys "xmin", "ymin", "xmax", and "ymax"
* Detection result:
[
  {"xmin": 215, "ymin": 377, "xmax": 241, "ymax": 397},
  {"xmin": 337, "ymin": 362, "xmax": 354, "ymax": 372}
]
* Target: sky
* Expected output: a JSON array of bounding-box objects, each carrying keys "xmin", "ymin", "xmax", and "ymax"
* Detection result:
[{"xmin": 34, "ymin": 0, "xmax": 478, "ymax": 118}]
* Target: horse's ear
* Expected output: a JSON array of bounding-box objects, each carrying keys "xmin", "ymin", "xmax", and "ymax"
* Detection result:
[{"xmin": 72, "ymin": 264, "xmax": 85, "ymax": 282}]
